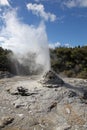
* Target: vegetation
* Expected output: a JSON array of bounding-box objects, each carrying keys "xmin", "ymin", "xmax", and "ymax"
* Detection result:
[
  {"xmin": 0, "ymin": 47, "xmax": 12, "ymax": 72},
  {"xmin": 50, "ymin": 46, "xmax": 87, "ymax": 79},
  {"xmin": 0, "ymin": 46, "xmax": 87, "ymax": 78}
]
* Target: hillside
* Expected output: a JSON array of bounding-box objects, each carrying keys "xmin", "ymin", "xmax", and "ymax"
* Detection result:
[{"xmin": 50, "ymin": 46, "xmax": 87, "ymax": 79}]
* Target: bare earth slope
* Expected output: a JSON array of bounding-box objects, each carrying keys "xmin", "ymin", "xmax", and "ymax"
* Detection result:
[{"xmin": 0, "ymin": 72, "xmax": 87, "ymax": 130}]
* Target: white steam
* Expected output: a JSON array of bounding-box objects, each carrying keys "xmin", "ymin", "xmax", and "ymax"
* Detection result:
[{"xmin": 0, "ymin": 10, "xmax": 50, "ymax": 75}]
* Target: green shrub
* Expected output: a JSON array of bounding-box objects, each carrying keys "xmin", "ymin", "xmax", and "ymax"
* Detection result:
[{"xmin": 50, "ymin": 46, "xmax": 87, "ymax": 79}]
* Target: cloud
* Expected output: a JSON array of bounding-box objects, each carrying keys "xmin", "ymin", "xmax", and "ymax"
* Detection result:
[
  {"xmin": 64, "ymin": 43, "xmax": 71, "ymax": 48},
  {"xmin": 26, "ymin": 3, "xmax": 56, "ymax": 22},
  {"xmin": 63, "ymin": 0, "xmax": 87, "ymax": 8},
  {"xmin": 0, "ymin": 0, "xmax": 10, "ymax": 6},
  {"xmin": 0, "ymin": 9, "xmax": 50, "ymax": 74},
  {"xmin": 49, "ymin": 42, "xmax": 72, "ymax": 49},
  {"xmin": 34, "ymin": 0, "xmax": 60, "ymax": 3},
  {"xmin": 0, "ymin": 36, "xmax": 6, "ymax": 42},
  {"xmin": 49, "ymin": 42, "xmax": 61, "ymax": 49}
]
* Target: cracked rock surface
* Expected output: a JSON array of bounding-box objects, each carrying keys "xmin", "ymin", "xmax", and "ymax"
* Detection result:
[{"xmin": 0, "ymin": 71, "xmax": 87, "ymax": 130}]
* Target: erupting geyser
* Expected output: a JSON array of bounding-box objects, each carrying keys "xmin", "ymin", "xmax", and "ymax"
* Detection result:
[{"xmin": 0, "ymin": 10, "xmax": 50, "ymax": 75}]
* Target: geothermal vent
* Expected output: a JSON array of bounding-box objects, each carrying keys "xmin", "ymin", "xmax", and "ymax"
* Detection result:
[{"xmin": 41, "ymin": 70, "xmax": 64, "ymax": 87}]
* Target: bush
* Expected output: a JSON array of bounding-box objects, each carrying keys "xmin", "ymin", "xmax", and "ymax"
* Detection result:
[
  {"xmin": 63, "ymin": 70, "xmax": 76, "ymax": 78},
  {"xmin": 77, "ymin": 71, "xmax": 87, "ymax": 79},
  {"xmin": 50, "ymin": 46, "xmax": 87, "ymax": 79}
]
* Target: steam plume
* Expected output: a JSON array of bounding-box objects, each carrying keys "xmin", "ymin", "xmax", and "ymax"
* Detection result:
[{"xmin": 0, "ymin": 9, "xmax": 50, "ymax": 75}]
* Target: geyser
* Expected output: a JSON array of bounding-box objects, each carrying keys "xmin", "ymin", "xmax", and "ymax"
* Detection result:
[{"xmin": 0, "ymin": 10, "xmax": 50, "ymax": 75}]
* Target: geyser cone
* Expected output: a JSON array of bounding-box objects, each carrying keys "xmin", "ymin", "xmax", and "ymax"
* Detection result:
[{"xmin": 41, "ymin": 70, "xmax": 64, "ymax": 85}]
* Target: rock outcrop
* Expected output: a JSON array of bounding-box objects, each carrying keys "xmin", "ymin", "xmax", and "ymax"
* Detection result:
[{"xmin": 41, "ymin": 70, "xmax": 64, "ymax": 87}]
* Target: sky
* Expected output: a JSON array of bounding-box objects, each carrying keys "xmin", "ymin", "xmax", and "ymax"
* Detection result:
[{"xmin": 0, "ymin": 0, "xmax": 87, "ymax": 48}]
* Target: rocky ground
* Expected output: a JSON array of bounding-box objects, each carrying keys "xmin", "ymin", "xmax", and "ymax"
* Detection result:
[{"xmin": 0, "ymin": 71, "xmax": 87, "ymax": 130}]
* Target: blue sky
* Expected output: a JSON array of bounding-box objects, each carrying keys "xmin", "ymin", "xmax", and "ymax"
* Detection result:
[{"xmin": 0, "ymin": 0, "xmax": 87, "ymax": 48}]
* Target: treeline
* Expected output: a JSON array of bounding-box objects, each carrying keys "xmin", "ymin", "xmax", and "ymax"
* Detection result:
[
  {"xmin": 0, "ymin": 47, "xmax": 12, "ymax": 72},
  {"xmin": 0, "ymin": 46, "xmax": 87, "ymax": 78},
  {"xmin": 50, "ymin": 46, "xmax": 87, "ymax": 79}
]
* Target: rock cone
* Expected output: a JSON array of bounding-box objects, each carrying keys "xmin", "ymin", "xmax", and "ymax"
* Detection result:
[{"xmin": 41, "ymin": 70, "xmax": 64, "ymax": 86}]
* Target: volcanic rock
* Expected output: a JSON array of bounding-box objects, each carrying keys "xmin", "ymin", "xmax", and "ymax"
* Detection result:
[
  {"xmin": 83, "ymin": 91, "xmax": 87, "ymax": 99},
  {"xmin": 79, "ymin": 90, "xmax": 87, "ymax": 104},
  {"xmin": 0, "ymin": 116, "xmax": 14, "ymax": 128},
  {"xmin": 8, "ymin": 86, "xmax": 37, "ymax": 96},
  {"xmin": 41, "ymin": 70, "xmax": 64, "ymax": 87},
  {"xmin": 48, "ymin": 102, "xmax": 57, "ymax": 112},
  {"xmin": 17, "ymin": 86, "xmax": 29, "ymax": 96},
  {"xmin": 68, "ymin": 90, "xmax": 77, "ymax": 98}
]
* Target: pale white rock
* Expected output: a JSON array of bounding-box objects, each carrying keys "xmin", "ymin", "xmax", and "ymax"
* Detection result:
[
  {"xmin": 17, "ymin": 114, "xmax": 24, "ymax": 117},
  {"xmin": 56, "ymin": 123, "xmax": 71, "ymax": 130},
  {"xmin": 65, "ymin": 108, "xmax": 71, "ymax": 114}
]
